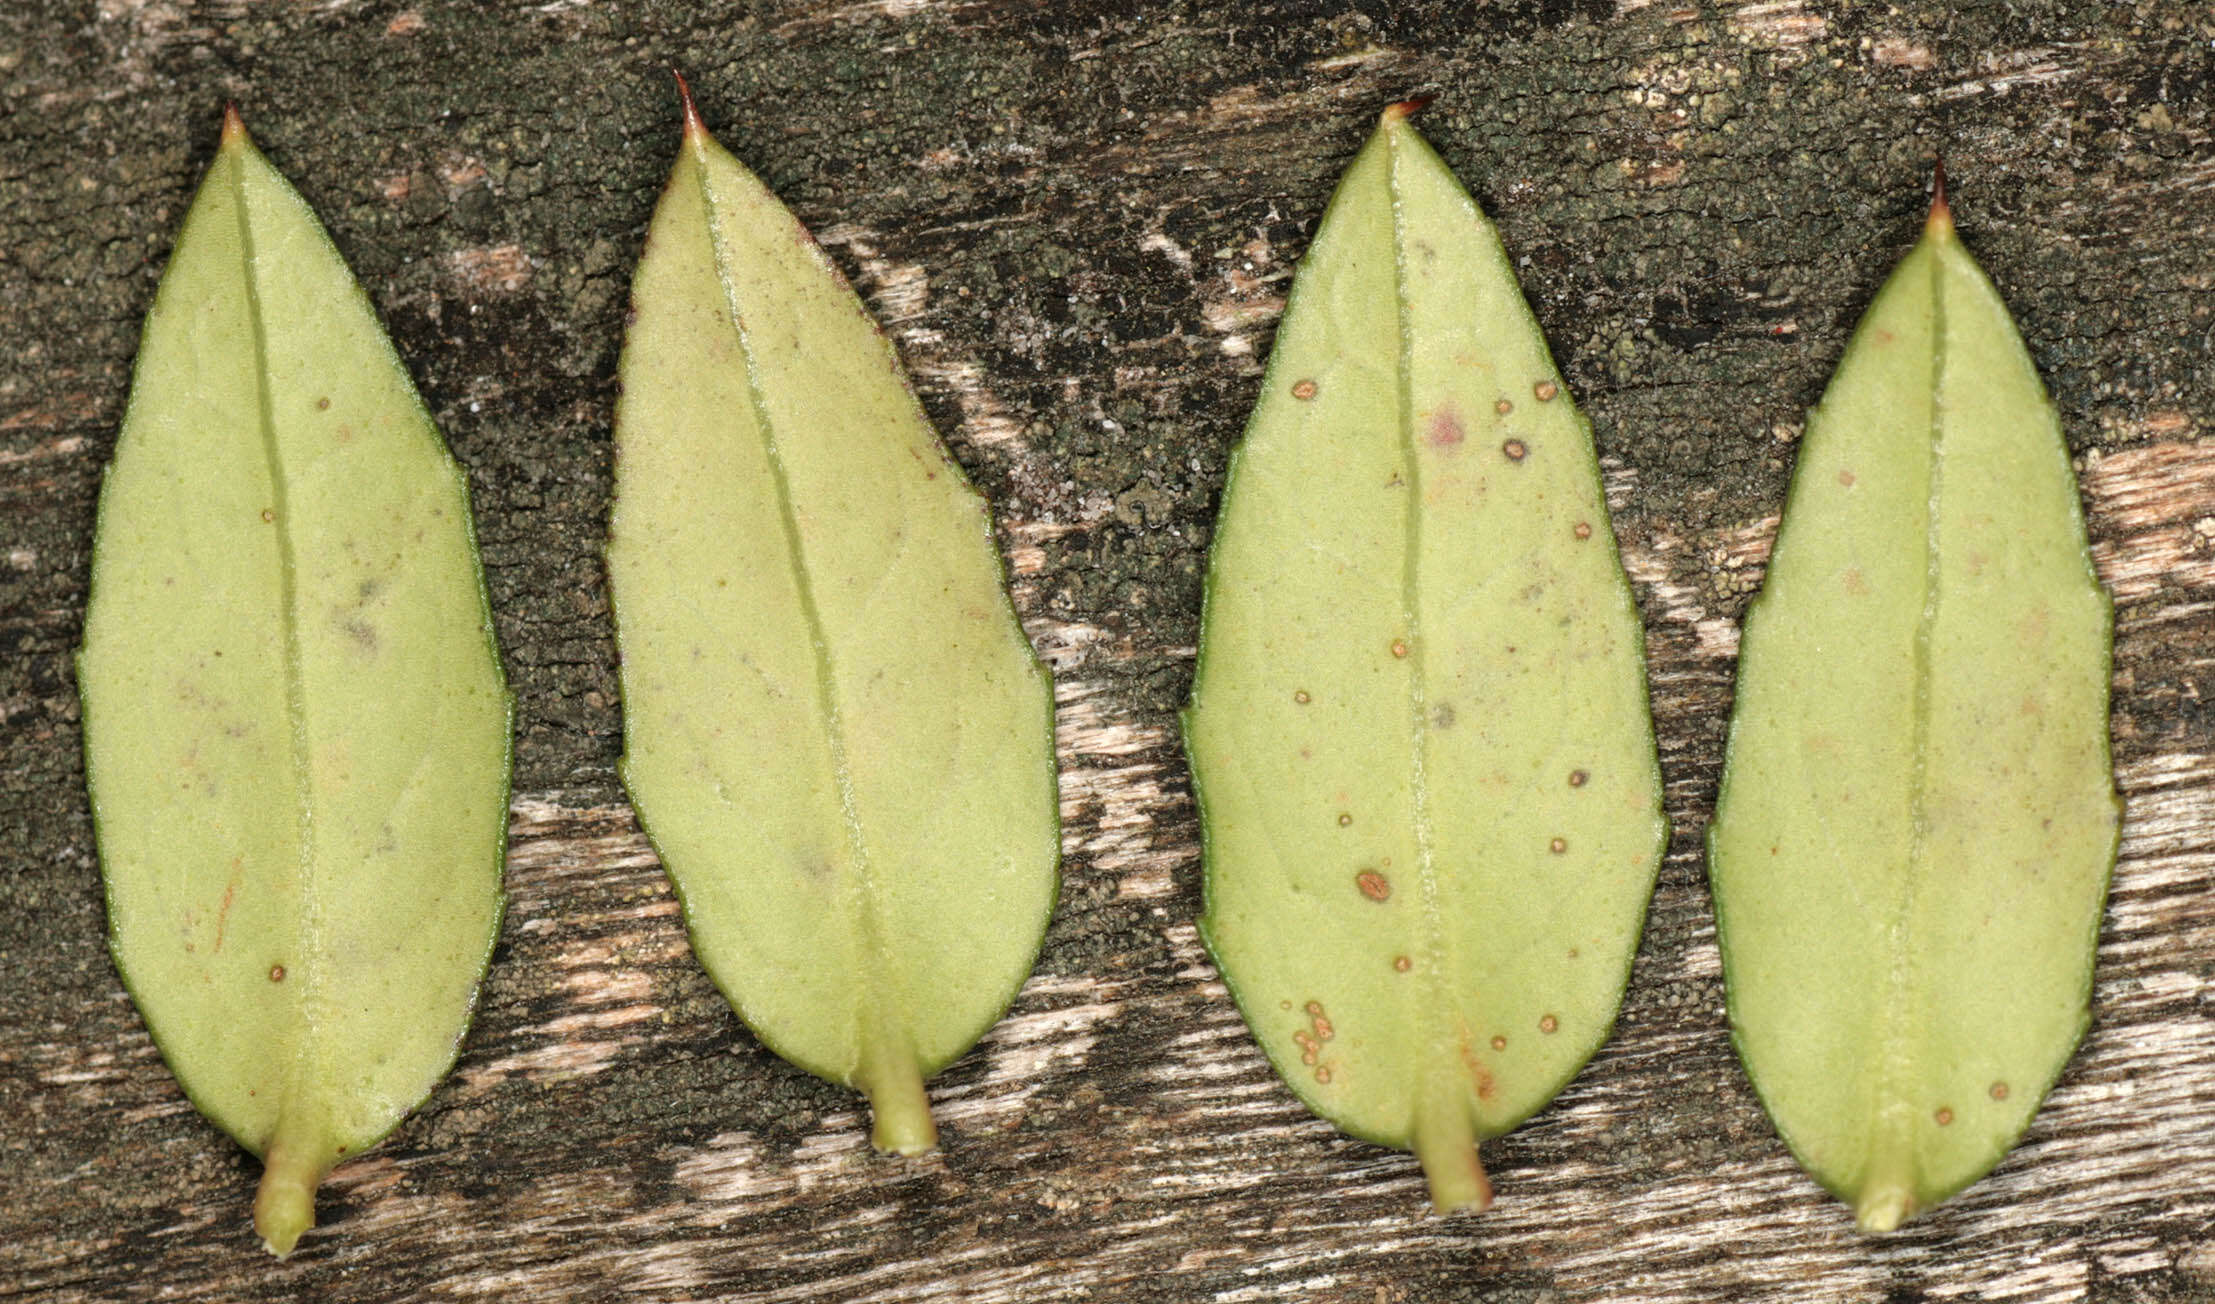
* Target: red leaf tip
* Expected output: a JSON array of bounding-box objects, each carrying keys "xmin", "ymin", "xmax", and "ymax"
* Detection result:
[
  {"xmin": 1926, "ymin": 155, "xmax": 1954, "ymax": 237},
  {"xmin": 220, "ymin": 102, "xmax": 246, "ymax": 147},
  {"xmin": 1383, "ymin": 95, "xmax": 1435, "ymax": 124},
  {"xmin": 673, "ymin": 69, "xmax": 705, "ymax": 139}
]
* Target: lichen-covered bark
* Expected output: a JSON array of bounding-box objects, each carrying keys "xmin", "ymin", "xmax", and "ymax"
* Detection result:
[{"xmin": 2, "ymin": 2, "xmax": 2211, "ymax": 1301}]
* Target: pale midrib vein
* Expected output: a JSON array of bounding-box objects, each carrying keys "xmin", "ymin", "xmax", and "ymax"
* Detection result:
[
  {"xmin": 231, "ymin": 149, "xmax": 325, "ymax": 1118},
  {"xmin": 687, "ymin": 147, "xmax": 893, "ymax": 1074},
  {"xmin": 1385, "ymin": 134, "xmax": 1453, "ymax": 1110},
  {"xmin": 1875, "ymin": 246, "xmax": 1949, "ymax": 1204}
]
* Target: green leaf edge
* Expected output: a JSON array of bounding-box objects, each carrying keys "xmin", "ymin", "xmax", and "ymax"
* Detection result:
[
  {"xmin": 76, "ymin": 111, "xmax": 516, "ymax": 1257},
  {"xmin": 1182, "ymin": 105, "xmax": 1669, "ymax": 1207},
  {"xmin": 1702, "ymin": 196, "xmax": 2121, "ymax": 1235},
  {"xmin": 604, "ymin": 98, "xmax": 1062, "ymax": 1146}
]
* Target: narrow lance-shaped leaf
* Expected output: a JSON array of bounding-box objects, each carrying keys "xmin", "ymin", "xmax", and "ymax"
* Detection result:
[
  {"xmin": 1709, "ymin": 175, "xmax": 2119, "ymax": 1232},
  {"xmin": 607, "ymin": 82, "xmax": 1058, "ymax": 1153},
  {"xmin": 79, "ymin": 110, "xmax": 512, "ymax": 1257},
  {"xmin": 1185, "ymin": 104, "xmax": 1666, "ymax": 1211}
]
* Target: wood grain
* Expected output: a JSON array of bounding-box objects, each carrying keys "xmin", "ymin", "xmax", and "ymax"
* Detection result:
[{"xmin": 2, "ymin": 1, "xmax": 2211, "ymax": 1300}]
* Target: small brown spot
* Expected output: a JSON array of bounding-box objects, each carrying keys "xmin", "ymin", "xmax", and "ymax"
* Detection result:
[
  {"xmin": 1313, "ymin": 1017, "xmax": 1334, "ymax": 1041},
  {"xmin": 1534, "ymin": 380, "xmax": 1559, "ymax": 402},
  {"xmin": 1539, "ymin": 1014, "xmax": 1559, "ymax": 1034},
  {"xmin": 1305, "ymin": 1001, "xmax": 1325, "ymax": 1018},
  {"xmin": 1842, "ymin": 568, "xmax": 1871, "ymax": 596},
  {"xmin": 1837, "ymin": 469, "xmax": 1857, "ymax": 487},
  {"xmin": 1390, "ymin": 640, "xmax": 1409, "ymax": 659},
  {"xmin": 1935, "ymin": 1107, "xmax": 1954, "ymax": 1126},
  {"xmin": 1990, "ymin": 1082, "xmax": 2010, "ymax": 1101},
  {"xmin": 1549, "ymin": 837, "xmax": 1567, "ymax": 854},
  {"xmin": 1292, "ymin": 379, "xmax": 1319, "ymax": 401},
  {"xmin": 1573, "ymin": 521, "xmax": 1593, "ymax": 540},
  {"xmin": 1490, "ymin": 1035, "xmax": 1508, "ymax": 1052},
  {"xmin": 1428, "ymin": 410, "xmax": 1465, "ymax": 448},
  {"xmin": 1315, "ymin": 1065, "xmax": 1333, "ymax": 1083},
  {"xmin": 268, "ymin": 965, "xmax": 286, "ymax": 983},
  {"xmin": 336, "ymin": 1144, "xmax": 348, "ymax": 1155},
  {"xmin": 1294, "ymin": 689, "xmax": 1311, "ymax": 704},
  {"xmin": 1502, "ymin": 439, "xmax": 1528, "ymax": 462},
  {"xmin": 1337, "ymin": 812, "xmax": 1353, "ymax": 827},
  {"xmin": 1569, "ymin": 769, "xmax": 1589, "ymax": 788},
  {"xmin": 1356, "ymin": 871, "xmax": 1392, "ymax": 902},
  {"xmin": 1393, "ymin": 955, "xmax": 1413, "ymax": 972},
  {"xmin": 260, "ymin": 508, "xmax": 275, "ymax": 523},
  {"xmin": 1280, "ymin": 1000, "xmax": 1293, "ymax": 1011},
  {"xmin": 1495, "ymin": 398, "xmax": 1514, "ymax": 415},
  {"xmin": 316, "ymin": 397, "xmax": 331, "ymax": 411}
]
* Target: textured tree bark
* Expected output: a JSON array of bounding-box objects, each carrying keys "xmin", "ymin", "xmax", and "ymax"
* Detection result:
[{"xmin": 2, "ymin": 2, "xmax": 2211, "ymax": 1301}]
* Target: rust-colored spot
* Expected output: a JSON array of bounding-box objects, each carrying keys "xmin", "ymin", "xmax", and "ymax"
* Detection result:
[
  {"xmin": 1313, "ymin": 1017, "xmax": 1335, "ymax": 1041},
  {"xmin": 268, "ymin": 964, "xmax": 287, "ymax": 983},
  {"xmin": 1315, "ymin": 1065, "xmax": 1333, "ymax": 1084},
  {"xmin": 1458, "ymin": 1030, "xmax": 1497, "ymax": 1100},
  {"xmin": 1393, "ymin": 955, "xmax": 1413, "ymax": 972},
  {"xmin": 1356, "ymin": 871, "xmax": 1392, "ymax": 902},
  {"xmin": 1390, "ymin": 639, "xmax": 1409, "ymax": 659},
  {"xmin": 1990, "ymin": 1082, "xmax": 2010, "ymax": 1101},
  {"xmin": 1935, "ymin": 1107, "xmax": 1955, "ymax": 1126},
  {"xmin": 1502, "ymin": 439, "xmax": 1527, "ymax": 462},
  {"xmin": 316, "ymin": 397, "xmax": 331, "ymax": 411},
  {"xmin": 1838, "ymin": 468, "xmax": 1857, "ymax": 487},
  {"xmin": 1539, "ymin": 1014, "xmax": 1559, "ymax": 1034},
  {"xmin": 1304, "ymin": 1000, "xmax": 1324, "ymax": 1018},
  {"xmin": 1842, "ymin": 568, "xmax": 1871, "ymax": 596},
  {"xmin": 1427, "ymin": 409, "xmax": 1465, "ymax": 448},
  {"xmin": 1569, "ymin": 769, "xmax": 1589, "ymax": 787},
  {"xmin": 1495, "ymin": 398, "xmax": 1514, "ymax": 415},
  {"xmin": 1294, "ymin": 689, "xmax": 1311, "ymax": 704},
  {"xmin": 1490, "ymin": 1035, "xmax": 1508, "ymax": 1052},
  {"xmin": 1534, "ymin": 380, "xmax": 1560, "ymax": 402},
  {"xmin": 1337, "ymin": 812, "xmax": 1352, "ymax": 827},
  {"xmin": 260, "ymin": 508, "xmax": 275, "ymax": 523},
  {"xmin": 1549, "ymin": 837, "xmax": 1567, "ymax": 855},
  {"xmin": 1292, "ymin": 379, "xmax": 1319, "ymax": 401},
  {"xmin": 1573, "ymin": 521, "xmax": 1593, "ymax": 540}
]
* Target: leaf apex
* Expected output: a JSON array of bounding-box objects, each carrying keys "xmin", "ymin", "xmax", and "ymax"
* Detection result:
[
  {"xmin": 672, "ymin": 69, "xmax": 707, "ymax": 141},
  {"xmin": 1925, "ymin": 156, "xmax": 1954, "ymax": 239},
  {"xmin": 1382, "ymin": 95, "xmax": 1434, "ymax": 125},
  {"xmin": 220, "ymin": 102, "xmax": 247, "ymax": 149}
]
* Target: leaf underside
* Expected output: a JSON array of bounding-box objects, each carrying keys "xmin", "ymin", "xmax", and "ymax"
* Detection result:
[
  {"xmin": 1708, "ymin": 198, "xmax": 2118, "ymax": 1233},
  {"xmin": 607, "ymin": 99, "xmax": 1058, "ymax": 1154},
  {"xmin": 1186, "ymin": 106, "xmax": 1666, "ymax": 1212},
  {"xmin": 79, "ymin": 113, "xmax": 511, "ymax": 1256}
]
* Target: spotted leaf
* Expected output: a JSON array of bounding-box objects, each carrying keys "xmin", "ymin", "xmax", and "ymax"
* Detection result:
[
  {"xmin": 79, "ymin": 110, "xmax": 512, "ymax": 1257},
  {"xmin": 1185, "ymin": 104, "xmax": 1666, "ymax": 1211},
  {"xmin": 607, "ymin": 84, "xmax": 1058, "ymax": 1154},
  {"xmin": 1709, "ymin": 178, "xmax": 2119, "ymax": 1232}
]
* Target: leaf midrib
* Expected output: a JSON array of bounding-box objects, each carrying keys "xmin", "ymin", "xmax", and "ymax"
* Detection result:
[
  {"xmin": 1384, "ymin": 126, "xmax": 1455, "ymax": 1115},
  {"xmin": 1870, "ymin": 238, "xmax": 1949, "ymax": 1212},
  {"xmin": 230, "ymin": 143, "xmax": 325, "ymax": 1136},
  {"xmin": 684, "ymin": 140, "xmax": 890, "ymax": 1072}
]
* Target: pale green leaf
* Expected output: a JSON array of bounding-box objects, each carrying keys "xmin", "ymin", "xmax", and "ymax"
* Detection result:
[
  {"xmin": 1185, "ymin": 105, "xmax": 1667, "ymax": 1211},
  {"xmin": 79, "ymin": 110, "xmax": 512, "ymax": 1257},
  {"xmin": 607, "ymin": 87, "xmax": 1058, "ymax": 1154},
  {"xmin": 1709, "ymin": 185, "xmax": 2119, "ymax": 1232}
]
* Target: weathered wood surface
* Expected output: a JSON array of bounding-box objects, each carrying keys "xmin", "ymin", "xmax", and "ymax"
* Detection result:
[{"xmin": 3, "ymin": 1, "xmax": 2212, "ymax": 1300}]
